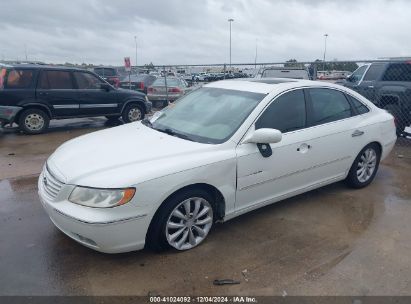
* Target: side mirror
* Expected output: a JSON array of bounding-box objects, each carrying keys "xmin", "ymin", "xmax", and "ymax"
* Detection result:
[
  {"xmin": 243, "ymin": 128, "xmax": 282, "ymax": 144},
  {"xmin": 100, "ymin": 83, "xmax": 112, "ymax": 91},
  {"xmin": 346, "ymin": 75, "xmax": 354, "ymax": 82}
]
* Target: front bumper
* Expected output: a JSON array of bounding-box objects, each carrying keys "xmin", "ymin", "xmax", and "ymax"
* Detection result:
[
  {"xmin": 0, "ymin": 105, "xmax": 22, "ymax": 125},
  {"xmin": 38, "ymin": 171, "xmax": 152, "ymax": 253}
]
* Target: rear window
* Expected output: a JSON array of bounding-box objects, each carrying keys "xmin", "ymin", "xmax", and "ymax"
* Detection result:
[
  {"xmin": 152, "ymin": 78, "xmax": 180, "ymax": 86},
  {"xmin": 5, "ymin": 69, "xmax": 34, "ymax": 89},
  {"xmin": 261, "ymin": 69, "xmax": 308, "ymax": 79}
]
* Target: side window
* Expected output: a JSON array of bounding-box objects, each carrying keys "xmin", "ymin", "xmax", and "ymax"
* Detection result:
[
  {"xmin": 382, "ymin": 63, "xmax": 411, "ymax": 82},
  {"xmin": 5, "ymin": 69, "xmax": 34, "ymax": 88},
  {"xmin": 38, "ymin": 71, "xmax": 49, "ymax": 89},
  {"xmin": 73, "ymin": 72, "xmax": 102, "ymax": 89},
  {"xmin": 255, "ymin": 89, "xmax": 306, "ymax": 133},
  {"xmin": 363, "ymin": 64, "xmax": 385, "ymax": 81},
  {"xmin": 41, "ymin": 71, "xmax": 74, "ymax": 89},
  {"xmin": 348, "ymin": 95, "xmax": 370, "ymax": 115},
  {"xmin": 308, "ymin": 88, "xmax": 352, "ymax": 126}
]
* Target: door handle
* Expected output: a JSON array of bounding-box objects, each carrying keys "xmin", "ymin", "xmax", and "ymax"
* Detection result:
[
  {"xmin": 297, "ymin": 143, "xmax": 311, "ymax": 153},
  {"xmin": 352, "ymin": 130, "xmax": 364, "ymax": 137},
  {"xmin": 368, "ymin": 85, "xmax": 374, "ymax": 89},
  {"xmin": 38, "ymin": 92, "xmax": 49, "ymax": 96}
]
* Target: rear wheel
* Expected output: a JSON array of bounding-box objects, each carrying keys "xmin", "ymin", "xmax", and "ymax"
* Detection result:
[
  {"xmin": 346, "ymin": 143, "xmax": 381, "ymax": 188},
  {"xmin": 18, "ymin": 108, "xmax": 49, "ymax": 134},
  {"xmin": 122, "ymin": 104, "xmax": 144, "ymax": 123}
]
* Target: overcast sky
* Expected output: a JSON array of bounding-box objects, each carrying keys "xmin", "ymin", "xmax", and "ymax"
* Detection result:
[{"xmin": 0, "ymin": 0, "xmax": 410, "ymax": 66}]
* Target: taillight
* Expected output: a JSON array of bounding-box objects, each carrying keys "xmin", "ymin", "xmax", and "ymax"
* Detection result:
[
  {"xmin": 139, "ymin": 82, "xmax": 144, "ymax": 90},
  {"xmin": 0, "ymin": 69, "xmax": 6, "ymax": 89},
  {"xmin": 147, "ymin": 87, "xmax": 154, "ymax": 93},
  {"xmin": 168, "ymin": 87, "xmax": 181, "ymax": 93}
]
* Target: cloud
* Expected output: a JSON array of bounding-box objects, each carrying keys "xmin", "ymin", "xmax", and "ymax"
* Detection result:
[{"xmin": 0, "ymin": 0, "xmax": 410, "ymax": 65}]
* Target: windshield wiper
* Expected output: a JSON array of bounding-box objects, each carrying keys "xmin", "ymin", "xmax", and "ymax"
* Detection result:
[
  {"xmin": 153, "ymin": 127, "xmax": 194, "ymax": 142},
  {"xmin": 141, "ymin": 118, "xmax": 153, "ymax": 128}
]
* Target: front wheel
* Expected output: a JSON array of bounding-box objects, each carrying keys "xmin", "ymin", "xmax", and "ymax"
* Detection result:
[
  {"xmin": 122, "ymin": 104, "xmax": 144, "ymax": 123},
  {"xmin": 147, "ymin": 189, "xmax": 214, "ymax": 251},
  {"xmin": 18, "ymin": 108, "xmax": 50, "ymax": 134},
  {"xmin": 346, "ymin": 143, "xmax": 381, "ymax": 188}
]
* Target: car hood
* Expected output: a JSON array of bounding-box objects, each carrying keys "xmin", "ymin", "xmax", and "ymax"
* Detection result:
[{"xmin": 47, "ymin": 122, "xmax": 234, "ymax": 188}]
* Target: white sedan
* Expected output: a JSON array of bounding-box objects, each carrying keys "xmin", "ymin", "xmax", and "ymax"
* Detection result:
[{"xmin": 38, "ymin": 79, "xmax": 396, "ymax": 253}]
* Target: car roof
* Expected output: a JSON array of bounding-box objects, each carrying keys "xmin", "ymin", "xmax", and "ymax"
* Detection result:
[
  {"xmin": 5, "ymin": 64, "xmax": 88, "ymax": 71},
  {"xmin": 205, "ymin": 78, "xmax": 347, "ymax": 94}
]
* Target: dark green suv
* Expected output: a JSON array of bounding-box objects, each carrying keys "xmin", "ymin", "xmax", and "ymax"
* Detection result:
[{"xmin": 0, "ymin": 64, "xmax": 152, "ymax": 134}]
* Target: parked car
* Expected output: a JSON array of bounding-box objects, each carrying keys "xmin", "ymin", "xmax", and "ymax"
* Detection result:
[
  {"xmin": 38, "ymin": 79, "xmax": 396, "ymax": 253},
  {"xmin": 93, "ymin": 67, "xmax": 120, "ymax": 88},
  {"xmin": 147, "ymin": 77, "xmax": 189, "ymax": 107},
  {"xmin": 0, "ymin": 64, "xmax": 151, "ymax": 134},
  {"xmin": 119, "ymin": 74, "xmax": 157, "ymax": 94},
  {"xmin": 341, "ymin": 61, "xmax": 411, "ymax": 136},
  {"xmin": 255, "ymin": 67, "xmax": 310, "ymax": 79}
]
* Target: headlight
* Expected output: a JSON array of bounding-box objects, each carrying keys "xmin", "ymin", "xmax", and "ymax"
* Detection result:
[{"xmin": 68, "ymin": 186, "xmax": 135, "ymax": 208}]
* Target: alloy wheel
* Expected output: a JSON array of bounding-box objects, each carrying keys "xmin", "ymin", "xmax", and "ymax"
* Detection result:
[
  {"xmin": 357, "ymin": 148, "xmax": 377, "ymax": 183},
  {"xmin": 165, "ymin": 197, "xmax": 213, "ymax": 250}
]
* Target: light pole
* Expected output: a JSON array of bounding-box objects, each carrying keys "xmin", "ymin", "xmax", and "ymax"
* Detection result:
[
  {"xmin": 254, "ymin": 39, "xmax": 258, "ymax": 68},
  {"xmin": 228, "ymin": 18, "xmax": 234, "ymax": 71},
  {"xmin": 323, "ymin": 33, "xmax": 328, "ymax": 72},
  {"xmin": 24, "ymin": 44, "xmax": 28, "ymax": 62},
  {"xmin": 134, "ymin": 36, "xmax": 138, "ymax": 71}
]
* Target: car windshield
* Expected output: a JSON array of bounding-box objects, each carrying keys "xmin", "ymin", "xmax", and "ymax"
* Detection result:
[
  {"xmin": 152, "ymin": 78, "xmax": 180, "ymax": 86},
  {"xmin": 149, "ymin": 87, "xmax": 265, "ymax": 144}
]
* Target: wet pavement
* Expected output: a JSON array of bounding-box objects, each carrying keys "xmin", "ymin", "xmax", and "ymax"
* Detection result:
[{"xmin": 1, "ymin": 119, "xmax": 411, "ymax": 296}]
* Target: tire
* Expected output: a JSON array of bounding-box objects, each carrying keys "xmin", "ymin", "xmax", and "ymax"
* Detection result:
[
  {"xmin": 384, "ymin": 104, "xmax": 405, "ymax": 136},
  {"xmin": 122, "ymin": 103, "xmax": 145, "ymax": 123},
  {"xmin": 345, "ymin": 143, "xmax": 381, "ymax": 189},
  {"xmin": 18, "ymin": 108, "xmax": 49, "ymax": 134},
  {"xmin": 146, "ymin": 188, "xmax": 215, "ymax": 252}
]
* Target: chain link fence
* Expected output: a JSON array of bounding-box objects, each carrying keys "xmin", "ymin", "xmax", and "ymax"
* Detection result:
[{"xmin": 122, "ymin": 59, "xmax": 410, "ymax": 155}]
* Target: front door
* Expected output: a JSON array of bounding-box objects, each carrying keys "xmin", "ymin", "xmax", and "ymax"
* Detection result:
[
  {"xmin": 235, "ymin": 89, "xmax": 315, "ymax": 213},
  {"xmin": 355, "ymin": 63, "xmax": 386, "ymax": 103},
  {"xmin": 72, "ymin": 71, "xmax": 120, "ymax": 116}
]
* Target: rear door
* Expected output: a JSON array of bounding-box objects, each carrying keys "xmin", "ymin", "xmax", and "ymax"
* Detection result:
[
  {"xmin": 36, "ymin": 70, "xmax": 79, "ymax": 117},
  {"xmin": 304, "ymin": 88, "xmax": 369, "ymax": 179},
  {"xmin": 73, "ymin": 71, "xmax": 120, "ymax": 116}
]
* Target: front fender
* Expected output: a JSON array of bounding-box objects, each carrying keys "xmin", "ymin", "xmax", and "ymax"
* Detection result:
[{"xmin": 121, "ymin": 98, "xmax": 149, "ymax": 113}]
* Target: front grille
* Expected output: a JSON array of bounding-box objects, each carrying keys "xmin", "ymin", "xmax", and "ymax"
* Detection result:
[{"xmin": 42, "ymin": 166, "xmax": 64, "ymax": 200}]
